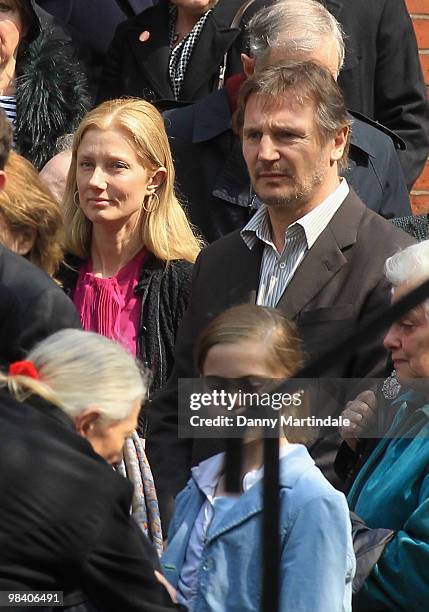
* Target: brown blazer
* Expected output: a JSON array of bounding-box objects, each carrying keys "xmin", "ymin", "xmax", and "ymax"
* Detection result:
[{"xmin": 148, "ymin": 189, "xmax": 415, "ymax": 526}]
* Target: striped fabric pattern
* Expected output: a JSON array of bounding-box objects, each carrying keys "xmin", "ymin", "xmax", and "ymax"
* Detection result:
[
  {"xmin": 0, "ymin": 95, "xmax": 16, "ymax": 130},
  {"xmin": 168, "ymin": 4, "xmax": 212, "ymax": 100},
  {"xmin": 241, "ymin": 179, "xmax": 350, "ymax": 308}
]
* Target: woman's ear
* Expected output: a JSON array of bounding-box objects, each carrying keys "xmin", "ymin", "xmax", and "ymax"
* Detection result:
[
  {"xmin": 147, "ymin": 166, "xmax": 167, "ymax": 193},
  {"xmin": 145, "ymin": 167, "xmax": 166, "ymax": 197},
  {"xmin": 74, "ymin": 409, "xmax": 101, "ymax": 439},
  {"xmin": 13, "ymin": 226, "xmax": 37, "ymax": 256}
]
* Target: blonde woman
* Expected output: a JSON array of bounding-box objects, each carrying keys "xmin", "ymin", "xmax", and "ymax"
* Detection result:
[
  {"xmin": 0, "ymin": 329, "xmax": 178, "ymax": 612},
  {"xmin": 60, "ymin": 97, "xmax": 201, "ymax": 390},
  {"xmin": 0, "ymin": 151, "xmax": 64, "ymax": 276},
  {"xmin": 58, "ymin": 97, "xmax": 202, "ymax": 545}
]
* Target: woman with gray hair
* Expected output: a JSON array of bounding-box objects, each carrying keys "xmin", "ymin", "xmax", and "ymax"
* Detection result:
[
  {"xmin": 339, "ymin": 240, "xmax": 429, "ymax": 610},
  {"xmin": 0, "ymin": 329, "xmax": 180, "ymax": 612}
]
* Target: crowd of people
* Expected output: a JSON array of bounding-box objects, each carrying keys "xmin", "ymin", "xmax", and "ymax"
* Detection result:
[{"xmin": 0, "ymin": 0, "xmax": 429, "ymax": 611}]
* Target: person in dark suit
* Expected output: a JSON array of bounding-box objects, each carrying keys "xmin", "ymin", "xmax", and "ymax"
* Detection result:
[
  {"xmin": 35, "ymin": 0, "xmax": 155, "ymax": 94},
  {"xmin": 0, "ymin": 329, "xmax": 180, "ymax": 611},
  {"xmin": 0, "ymin": 108, "xmax": 80, "ymax": 366},
  {"xmin": 164, "ymin": 0, "xmax": 411, "ymax": 243},
  {"xmin": 326, "ymin": 0, "xmax": 429, "ymax": 190},
  {"xmin": 147, "ymin": 61, "xmax": 414, "ymax": 527},
  {"xmin": 97, "ymin": 0, "xmax": 273, "ymax": 105},
  {"xmin": 36, "ymin": 0, "xmax": 155, "ymax": 59}
]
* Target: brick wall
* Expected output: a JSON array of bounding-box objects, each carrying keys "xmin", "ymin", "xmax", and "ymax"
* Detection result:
[{"xmin": 407, "ymin": 0, "xmax": 429, "ymax": 212}]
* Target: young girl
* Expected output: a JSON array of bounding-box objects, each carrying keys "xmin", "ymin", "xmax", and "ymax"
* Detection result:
[{"xmin": 162, "ymin": 304, "xmax": 354, "ymax": 611}]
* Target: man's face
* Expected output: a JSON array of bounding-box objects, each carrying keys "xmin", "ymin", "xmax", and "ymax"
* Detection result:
[{"xmin": 242, "ymin": 92, "xmax": 341, "ymax": 211}]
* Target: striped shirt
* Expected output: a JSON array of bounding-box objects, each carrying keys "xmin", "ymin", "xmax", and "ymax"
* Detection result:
[
  {"xmin": 0, "ymin": 95, "xmax": 16, "ymax": 128},
  {"xmin": 241, "ymin": 179, "xmax": 350, "ymax": 308}
]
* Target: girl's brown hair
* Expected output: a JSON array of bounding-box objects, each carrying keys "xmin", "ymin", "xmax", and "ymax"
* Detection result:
[
  {"xmin": 197, "ymin": 304, "xmax": 310, "ymax": 442},
  {"xmin": 197, "ymin": 304, "xmax": 302, "ymax": 375}
]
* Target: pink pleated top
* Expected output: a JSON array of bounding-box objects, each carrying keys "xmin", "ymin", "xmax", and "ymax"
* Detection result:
[{"xmin": 73, "ymin": 249, "xmax": 148, "ymax": 357}]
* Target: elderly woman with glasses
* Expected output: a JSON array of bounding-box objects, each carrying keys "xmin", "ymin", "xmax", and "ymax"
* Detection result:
[{"xmin": 338, "ymin": 241, "xmax": 429, "ymax": 611}]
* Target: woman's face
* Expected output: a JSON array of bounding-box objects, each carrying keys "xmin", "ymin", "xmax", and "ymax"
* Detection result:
[
  {"xmin": 202, "ymin": 340, "xmax": 287, "ymax": 440},
  {"xmin": 76, "ymin": 127, "xmax": 165, "ymax": 231},
  {"xmin": 384, "ymin": 283, "xmax": 429, "ymax": 384},
  {"xmin": 0, "ymin": 1, "xmax": 24, "ymax": 65},
  {"xmin": 78, "ymin": 399, "xmax": 141, "ymax": 464}
]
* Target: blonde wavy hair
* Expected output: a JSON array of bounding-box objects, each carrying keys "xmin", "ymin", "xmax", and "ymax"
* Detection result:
[
  {"xmin": 63, "ymin": 98, "xmax": 202, "ymax": 262},
  {"xmin": 0, "ymin": 151, "xmax": 64, "ymax": 276},
  {"xmin": 1, "ymin": 329, "xmax": 147, "ymax": 423}
]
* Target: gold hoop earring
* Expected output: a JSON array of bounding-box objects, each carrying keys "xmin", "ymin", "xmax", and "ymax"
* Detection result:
[
  {"xmin": 73, "ymin": 191, "xmax": 80, "ymax": 207},
  {"xmin": 142, "ymin": 192, "xmax": 159, "ymax": 214}
]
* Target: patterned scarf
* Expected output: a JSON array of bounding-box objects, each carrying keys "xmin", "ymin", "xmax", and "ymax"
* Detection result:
[
  {"xmin": 116, "ymin": 432, "xmax": 163, "ymax": 557},
  {"xmin": 168, "ymin": 3, "xmax": 213, "ymax": 99}
]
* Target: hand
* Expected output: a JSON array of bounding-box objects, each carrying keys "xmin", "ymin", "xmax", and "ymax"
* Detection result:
[
  {"xmin": 155, "ymin": 570, "xmax": 177, "ymax": 603},
  {"xmin": 340, "ymin": 390, "xmax": 377, "ymax": 450}
]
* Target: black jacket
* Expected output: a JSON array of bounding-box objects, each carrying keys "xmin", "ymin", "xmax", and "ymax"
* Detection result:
[
  {"xmin": 35, "ymin": 0, "xmax": 154, "ymax": 93},
  {"xmin": 59, "ymin": 253, "xmax": 193, "ymax": 400},
  {"xmin": 147, "ymin": 192, "xmax": 414, "ymax": 526},
  {"xmin": 97, "ymin": 0, "xmax": 272, "ymax": 105},
  {"xmin": 164, "ymin": 88, "xmax": 411, "ymax": 243},
  {"xmin": 14, "ymin": 1, "xmax": 90, "ymax": 169},
  {"xmin": 326, "ymin": 0, "xmax": 429, "ymax": 190},
  {"xmin": 0, "ymin": 245, "xmax": 81, "ymax": 367},
  {"xmin": 36, "ymin": 0, "xmax": 154, "ymax": 57},
  {"xmin": 0, "ymin": 390, "xmax": 179, "ymax": 611}
]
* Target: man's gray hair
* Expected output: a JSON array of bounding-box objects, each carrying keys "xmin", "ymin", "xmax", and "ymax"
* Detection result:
[
  {"xmin": 248, "ymin": 0, "xmax": 345, "ymax": 71},
  {"xmin": 385, "ymin": 241, "xmax": 429, "ymax": 288}
]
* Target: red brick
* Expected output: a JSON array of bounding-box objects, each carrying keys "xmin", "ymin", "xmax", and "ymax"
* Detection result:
[
  {"xmin": 407, "ymin": 0, "xmax": 429, "ymax": 14},
  {"xmin": 411, "ymin": 193, "xmax": 429, "ymax": 214},
  {"xmin": 413, "ymin": 19, "xmax": 429, "ymax": 48},
  {"xmin": 414, "ymin": 161, "xmax": 429, "ymax": 190}
]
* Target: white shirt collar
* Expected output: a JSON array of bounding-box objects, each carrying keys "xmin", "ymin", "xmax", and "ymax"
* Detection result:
[{"xmin": 241, "ymin": 178, "xmax": 349, "ymax": 250}]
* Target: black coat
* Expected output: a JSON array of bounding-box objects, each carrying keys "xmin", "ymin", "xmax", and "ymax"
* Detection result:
[
  {"xmin": 0, "ymin": 245, "xmax": 81, "ymax": 367},
  {"xmin": 36, "ymin": 0, "xmax": 154, "ymax": 57},
  {"xmin": 326, "ymin": 0, "xmax": 429, "ymax": 190},
  {"xmin": 0, "ymin": 390, "xmax": 179, "ymax": 611},
  {"xmin": 164, "ymin": 88, "xmax": 411, "ymax": 243},
  {"xmin": 12, "ymin": 1, "xmax": 90, "ymax": 169},
  {"xmin": 97, "ymin": 0, "xmax": 272, "ymax": 105},
  {"xmin": 147, "ymin": 191, "xmax": 415, "ymax": 526}
]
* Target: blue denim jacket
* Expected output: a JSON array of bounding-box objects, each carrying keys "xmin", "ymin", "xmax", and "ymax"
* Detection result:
[{"xmin": 162, "ymin": 445, "xmax": 355, "ymax": 611}]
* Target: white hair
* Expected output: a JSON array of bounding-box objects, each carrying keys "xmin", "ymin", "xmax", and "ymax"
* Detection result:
[
  {"xmin": 385, "ymin": 241, "xmax": 429, "ymax": 289},
  {"xmin": 248, "ymin": 0, "xmax": 345, "ymax": 71},
  {"xmin": 2, "ymin": 329, "xmax": 147, "ymax": 422}
]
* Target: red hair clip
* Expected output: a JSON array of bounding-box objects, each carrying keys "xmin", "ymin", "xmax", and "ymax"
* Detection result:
[{"xmin": 8, "ymin": 360, "xmax": 40, "ymax": 380}]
